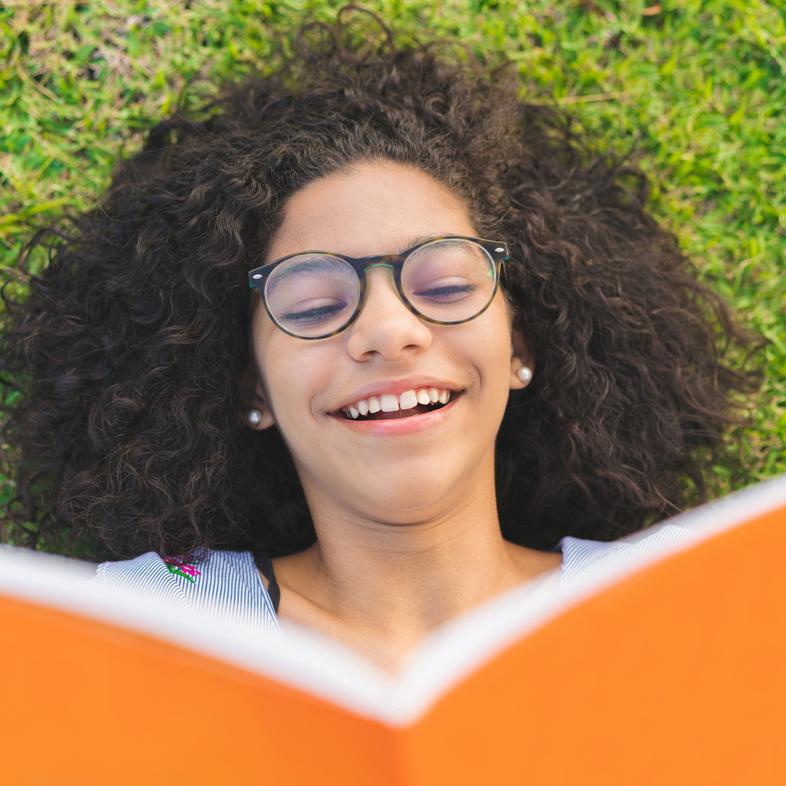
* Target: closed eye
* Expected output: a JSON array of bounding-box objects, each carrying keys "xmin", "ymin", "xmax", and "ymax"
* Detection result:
[
  {"xmin": 414, "ymin": 284, "xmax": 476, "ymax": 300},
  {"xmin": 281, "ymin": 302, "xmax": 348, "ymax": 322}
]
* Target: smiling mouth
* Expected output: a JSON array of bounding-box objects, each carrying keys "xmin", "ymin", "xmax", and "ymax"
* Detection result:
[{"xmin": 332, "ymin": 391, "xmax": 465, "ymax": 421}]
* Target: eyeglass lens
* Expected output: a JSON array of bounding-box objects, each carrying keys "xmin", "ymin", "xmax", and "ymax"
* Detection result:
[{"xmin": 264, "ymin": 238, "xmax": 497, "ymax": 338}]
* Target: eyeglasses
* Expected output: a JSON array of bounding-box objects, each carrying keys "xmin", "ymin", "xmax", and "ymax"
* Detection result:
[{"xmin": 247, "ymin": 235, "xmax": 510, "ymax": 340}]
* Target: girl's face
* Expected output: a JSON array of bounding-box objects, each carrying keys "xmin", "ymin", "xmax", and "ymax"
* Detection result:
[{"xmin": 246, "ymin": 159, "xmax": 532, "ymax": 523}]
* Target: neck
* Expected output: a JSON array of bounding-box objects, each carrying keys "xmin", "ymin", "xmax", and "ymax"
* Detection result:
[
  {"xmin": 309, "ymin": 497, "xmax": 520, "ymax": 639},
  {"xmin": 276, "ymin": 458, "xmax": 558, "ymax": 666}
]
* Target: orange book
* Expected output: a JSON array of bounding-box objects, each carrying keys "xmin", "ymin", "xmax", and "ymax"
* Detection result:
[{"xmin": 1, "ymin": 473, "xmax": 785, "ymax": 786}]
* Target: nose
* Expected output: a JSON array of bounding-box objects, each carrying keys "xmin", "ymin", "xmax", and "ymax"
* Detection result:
[{"xmin": 345, "ymin": 263, "xmax": 432, "ymax": 361}]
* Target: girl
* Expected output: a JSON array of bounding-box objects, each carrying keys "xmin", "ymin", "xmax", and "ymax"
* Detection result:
[{"xmin": 0, "ymin": 7, "xmax": 764, "ymax": 674}]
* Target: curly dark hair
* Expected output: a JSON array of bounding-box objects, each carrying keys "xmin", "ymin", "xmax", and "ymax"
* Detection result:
[{"xmin": 0, "ymin": 6, "xmax": 766, "ymax": 563}]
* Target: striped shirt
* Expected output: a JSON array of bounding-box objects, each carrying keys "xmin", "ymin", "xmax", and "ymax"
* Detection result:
[{"xmin": 90, "ymin": 523, "xmax": 694, "ymax": 637}]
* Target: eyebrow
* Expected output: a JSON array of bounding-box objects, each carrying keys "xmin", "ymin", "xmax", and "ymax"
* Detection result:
[
  {"xmin": 266, "ymin": 233, "xmax": 452, "ymax": 267},
  {"xmin": 397, "ymin": 234, "xmax": 442, "ymax": 253},
  {"xmin": 265, "ymin": 257, "xmax": 348, "ymax": 290}
]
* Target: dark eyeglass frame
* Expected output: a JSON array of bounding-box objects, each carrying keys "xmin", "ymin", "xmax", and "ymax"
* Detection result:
[{"xmin": 247, "ymin": 234, "xmax": 511, "ymax": 340}]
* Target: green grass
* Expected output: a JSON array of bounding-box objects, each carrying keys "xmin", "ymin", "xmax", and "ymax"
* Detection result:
[{"xmin": 1, "ymin": 0, "xmax": 784, "ymax": 548}]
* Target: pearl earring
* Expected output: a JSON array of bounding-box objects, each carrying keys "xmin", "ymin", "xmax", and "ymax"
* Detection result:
[
  {"xmin": 516, "ymin": 365, "xmax": 533, "ymax": 385},
  {"xmin": 247, "ymin": 409, "xmax": 262, "ymax": 426}
]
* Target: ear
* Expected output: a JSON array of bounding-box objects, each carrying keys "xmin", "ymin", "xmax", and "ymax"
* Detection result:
[
  {"xmin": 509, "ymin": 325, "xmax": 535, "ymax": 391},
  {"xmin": 237, "ymin": 360, "xmax": 276, "ymax": 430}
]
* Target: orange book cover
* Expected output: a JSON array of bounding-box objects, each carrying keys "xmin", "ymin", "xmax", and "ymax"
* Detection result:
[{"xmin": 1, "ymin": 472, "xmax": 785, "ymax": 786}]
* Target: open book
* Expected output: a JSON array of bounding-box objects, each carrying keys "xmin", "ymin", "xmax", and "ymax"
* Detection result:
[{"xmin": 2, "ymin": 473, "xmax": 785, "ymax": 786}]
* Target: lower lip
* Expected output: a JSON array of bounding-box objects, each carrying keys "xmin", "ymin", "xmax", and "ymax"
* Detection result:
[{"xmin": 329, "ymin": 393, "xmax": 463, "ymax": 436}]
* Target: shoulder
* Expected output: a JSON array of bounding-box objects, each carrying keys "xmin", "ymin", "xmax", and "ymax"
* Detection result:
[
  {"xmin": 559, "ymin": 523, "xmax": 697, "ymax": 583},
  {"xmin": 92, "ymin": 549, "xmax": 280, "ymax": 633},
  {"xmin": 92, "ymin": 550, "xmax": 192, "ymax": 605}
]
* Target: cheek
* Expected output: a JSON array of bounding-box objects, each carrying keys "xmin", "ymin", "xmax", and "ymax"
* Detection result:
[
  {"xmin": 439, "ymin": 313, "xmax": 512, "ymax": 423},
  {"xmin": 471, "ymin": 299, "xmax": 513, "ymax": 367},
  {"xmin": 260, "ymin": 337, "xmax": 337, "ymax": 423},
  {"xmin": 253, "ymin": 312, "xmax": 306, "ymax": 403},
  {"xmin": 262, "ymin": 344, "xmax": 298, "ymax": 403},
  {"xmin": 471, "ymin": 308, "xmax": 515, "ymax": 417}
]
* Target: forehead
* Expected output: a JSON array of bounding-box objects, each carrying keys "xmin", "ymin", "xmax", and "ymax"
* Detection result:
[{"xmin": 266, "ymin": 159, "xmax": 476, "ymax": 261}]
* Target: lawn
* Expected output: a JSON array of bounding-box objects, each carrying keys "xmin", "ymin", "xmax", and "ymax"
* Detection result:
[{"xmin": 1, "ymin": 0, "xmax": 784, "ymax": 553}]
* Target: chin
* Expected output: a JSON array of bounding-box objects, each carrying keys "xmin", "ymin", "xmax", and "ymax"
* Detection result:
[{"xmin": 356, "ymin": 473, "xmax": 464, "ymax": 519}]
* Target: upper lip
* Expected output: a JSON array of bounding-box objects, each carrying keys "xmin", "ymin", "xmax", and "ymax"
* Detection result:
[{"xmin": 328, "ymin": 376, "xmax": 466, "ymax": 414}]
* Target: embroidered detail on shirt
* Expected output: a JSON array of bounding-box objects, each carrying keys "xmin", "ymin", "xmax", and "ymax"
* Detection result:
[{"xmin": 163, "ymin": 556, "xmax": 202, "ymax": 582}]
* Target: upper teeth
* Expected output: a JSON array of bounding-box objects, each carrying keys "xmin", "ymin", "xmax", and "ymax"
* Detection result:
[{"xmin": 341, "ymin": 388, "xmax": 452, "ymax": 419}]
